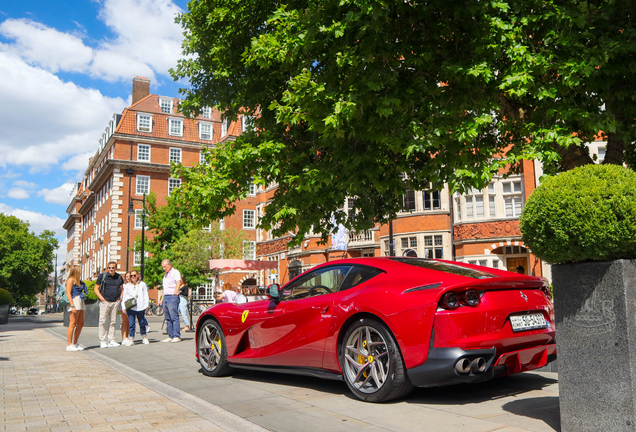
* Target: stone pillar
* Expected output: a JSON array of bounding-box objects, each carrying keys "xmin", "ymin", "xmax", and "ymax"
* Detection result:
[{"xmin": 553, "ymin": 259, "xmax": 636, "ymax": 431}]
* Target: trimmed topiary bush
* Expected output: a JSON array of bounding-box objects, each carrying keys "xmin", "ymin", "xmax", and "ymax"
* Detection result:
[
  {"xmin": 521, "ymin": 164, "xmax": 636, "ymax": 264},
  {"xmin": 83, "ymin": 280, "xmax": 99, "ymax": 301},
  {"xmin": 0, "ymin": 288, "xmax": 13, "ymax": 305}
]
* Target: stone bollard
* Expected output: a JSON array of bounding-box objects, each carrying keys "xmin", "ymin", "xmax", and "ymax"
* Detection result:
[{"xmin": 553, "ymin": 259, "xmax": 636, "ymax": 431}]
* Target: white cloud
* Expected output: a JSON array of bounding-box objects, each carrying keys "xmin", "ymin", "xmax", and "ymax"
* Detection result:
[
  {"xmin": 0, "ymin": 19, "xmax": 93, "ymax": 74},
  {"xmin": 0, "ymin": 51, "xmax": 126, "ymax": 170},
  {"xmin": 0, "ymin": 0, "xmax": 184, "ymax": 83},
  {"xmin": 61, "ymin": 152, "xmax": 94, "ymax": 172},
  {"xmin": 37, "ymin": 182, "xmax": 76, "ymax": 205},
  {"xmin": 0, "ymin": 203, "xmax": 65, "ymax": 236},
  {"xmin": 13, "ymin": 180, "xmax": 37, "ymax": 189},
  {"xmin": 7, "ymin": 187, "xmax": 30, "ymax": 199}
]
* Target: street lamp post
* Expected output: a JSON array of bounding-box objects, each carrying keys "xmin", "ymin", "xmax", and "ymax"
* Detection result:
[{"xmin": 128, "ymin": 194, "xmax": 146, "ymax": 280}]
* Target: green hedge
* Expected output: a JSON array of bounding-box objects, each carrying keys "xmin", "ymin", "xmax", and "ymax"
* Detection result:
[
  {"xmin": 520, "ymin": 164, "xmax": 636, "ymax": 264},
  {"xmin": 83, "ymin": 280, "xmax": 99, "ymax": 301},
  {"xmin": 0, "ymin": 288, "xmax": 13, "ymax": 305}
]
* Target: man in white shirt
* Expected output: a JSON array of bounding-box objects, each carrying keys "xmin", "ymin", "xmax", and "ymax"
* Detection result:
[{"xmin": 161, "ymin": 259, "xmax": 182, "ymax": 343}]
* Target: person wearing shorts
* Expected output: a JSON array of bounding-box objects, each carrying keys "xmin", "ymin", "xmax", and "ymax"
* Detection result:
[{"xmin": 66, "ymin": 265, "xmax": 88, "ymax": 351}]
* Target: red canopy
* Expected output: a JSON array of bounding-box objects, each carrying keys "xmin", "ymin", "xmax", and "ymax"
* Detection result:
[{"xmin": 209, "ymin": 259, "xmax": 278, "ymax": 271}]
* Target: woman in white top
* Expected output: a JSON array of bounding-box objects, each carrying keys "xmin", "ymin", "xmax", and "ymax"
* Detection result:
[
  {"xmin": 120, "ymin": 272, "xmax": 132, "ymax": 344},
  {"xmin": 122, "ymin": 271, "xmax": 150, "ymax": 345}
]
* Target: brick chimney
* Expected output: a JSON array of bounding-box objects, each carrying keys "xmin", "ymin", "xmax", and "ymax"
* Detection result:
[{"xmin": 132, "ymin": 76, "xmax": 150, "ymax": 105}]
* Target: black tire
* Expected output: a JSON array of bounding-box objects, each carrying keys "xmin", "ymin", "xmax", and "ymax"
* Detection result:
[
  {"xmin": 198, "ymin": 319, "xmax": 233, "ymax": 377},
  {"xmin": 154, "ymin": 305, "xmax": 164, "ymax": 317},
  {"xmin": 339, "ymin": 317, "xmax": 414, "ymax": 402}
]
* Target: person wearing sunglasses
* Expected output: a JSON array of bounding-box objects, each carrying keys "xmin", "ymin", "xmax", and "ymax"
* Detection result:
[
  {"xmin": 122, "ymin": 271, "xmax": 150, "ymax": 346},
  {"xmin": 95, "ymin": 261, "xmax": 125, "ymax": 348}
]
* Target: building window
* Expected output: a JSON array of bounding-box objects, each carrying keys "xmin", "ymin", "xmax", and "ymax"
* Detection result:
[
  {"xmin": 168, "ymin": 178, "xmax": 181, "ymax": 195},
  {"xmin": 487, "ymin": 183, "xmax": 496, "ymax": 217},
  {"xmin": 502, "ymin": 181, "xmax": 523, "ymax": 217},
  {"xmin": 242, "ymin": 115, "xmax": 255, "ymax": 132},
  {"xmin": 465, "ymin": 188, "xmax": 484, "ymax": 219},
  {"xmin": 221, "ymin": 118, "xmax": 229, "ymax": 137},
  {"xmin": 423, "ymin": 190, "xmax": 441, "ymax": 210},
  {"xmin": 199, "ymin": 122, "xmax": 213, "ymax": 140},
  {"xmin": 402, "ymin": 190, "xmax": 415, "ymax": 211},
  {"xmin": 424, "ymin": 235, "xmax": 443, "ymax": 259},
  {"xmin": 201, "ymin": 106, "xmax": 212, "ymax": 119},
  {"xmin": 598, "ymin": 146, "xmax": 606, "ymax": 163},
  {"xmin": 137, "ymin": 113, "xmax": 152, "ymax": 132},
  {"xmin": 169, "ymin": 119, "xmax": 183, "ymax": 137},
  {"xmin": 248, "ymin": 182, "xmax": 256, "ymax": 196},
  {"xmin": 159, "ymin": 98, "xmax": 173, "ymax": 114},
  {"xmin": 243, "ymin": 241, "xmax": 256, "ymax": 260},
  {"xmin": 137, "ymin": 144, "xmax": 150, "ymax": 162},
  {"xmin": 136, "ymin": 175, "xmax": 150, "ymax": 195},
  {"xmin": 134, "ymin": 210, "xmax": 148, "ymax": 229},
  {"xmin": 133, "ymin": 249, "xmax": 148, "ymax": 266},
  {"xmin": 199, "ymin": 150, "xmax": 207, "ymax": 165},
  {"xmin": 401, "ymin": 237, "xmax": 417, "ymax": 249},
  {"xmin": 243, "ymin": 210, "xmax": 255, "ymax": 228},
  {"xmin": 169, "ymin": 148, "xmax": 182, "ymax": 163},
  {"xmin": 455, "ymin": 197, "xmax": 461, "ymax": 220}
]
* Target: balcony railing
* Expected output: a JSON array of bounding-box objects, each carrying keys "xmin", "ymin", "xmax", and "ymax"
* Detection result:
[{"xmin": 348, "ymin": 230, "xmax": 375, "ymax": 245}]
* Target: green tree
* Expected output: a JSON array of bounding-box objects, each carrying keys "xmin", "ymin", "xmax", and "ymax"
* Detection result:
[
  {"xmin": 0, "ymin": 214, "xmax": 58, "ymax": 304},
  {"xmin": 133, "ymin": 194, "xmax": 247, "ymax": 288},
  {"xmin": 171, "ymin": 0, "xmax": 636, "ymax": 242}
]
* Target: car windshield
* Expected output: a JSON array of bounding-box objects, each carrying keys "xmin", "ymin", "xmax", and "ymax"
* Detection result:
[{"xmin": 389, "ymin": 258, "xmax": 496, "ymax": 279}]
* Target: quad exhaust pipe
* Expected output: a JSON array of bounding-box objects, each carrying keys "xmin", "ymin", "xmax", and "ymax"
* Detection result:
[{"xmin": 455, "ymin": 357, "xmax": 487, "ymax": 375}]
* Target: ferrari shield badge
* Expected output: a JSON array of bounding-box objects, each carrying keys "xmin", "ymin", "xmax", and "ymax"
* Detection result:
[{"xmin": 242, "ymin": 310, "xmax": 249, "ymax": 323}]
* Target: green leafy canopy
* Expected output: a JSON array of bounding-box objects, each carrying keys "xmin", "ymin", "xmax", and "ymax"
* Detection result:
[{"xmin": 171, "ymin": 0, "xmax": 636, "ymax": 243}]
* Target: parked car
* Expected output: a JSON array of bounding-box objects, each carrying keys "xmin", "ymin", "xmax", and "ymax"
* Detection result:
[
  {"xmin": 27, "ymin": 308, "xmax": 39, "ymax": 315},
  {"xmin": 10, "ymin": 308, "xmax": 18, "ymax": 315},
  {"xmin": 195, "ymin": 257, "xmax": 556, "ymax": 402}
]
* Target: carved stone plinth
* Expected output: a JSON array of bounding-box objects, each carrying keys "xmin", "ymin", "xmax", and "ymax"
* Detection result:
[{"xmin": 553, "ymin": 259, "xmax": 636, "ymax": 431}]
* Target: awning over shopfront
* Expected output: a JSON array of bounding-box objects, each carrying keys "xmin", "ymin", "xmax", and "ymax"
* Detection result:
[{"xmin": 209, "ymin": 259, "xmax": 278, "ymax": 271}]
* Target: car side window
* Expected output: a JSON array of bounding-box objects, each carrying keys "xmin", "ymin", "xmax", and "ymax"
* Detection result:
[
  {"xmin": 339, "ymin": 266, "xmax": 384, "ymax": 292},
  {"xmin": 282, "ymin": 266, "xmax": 352, "ymax": 300}
]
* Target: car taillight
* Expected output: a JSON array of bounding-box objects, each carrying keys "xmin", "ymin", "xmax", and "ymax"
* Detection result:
[
  {"xmin": 460, "ymin": 289, "xmax": 481, "ymax": 307},
  {"xmin": 440, "ymin": 292, "xmax": 459, "ymax": 310}
]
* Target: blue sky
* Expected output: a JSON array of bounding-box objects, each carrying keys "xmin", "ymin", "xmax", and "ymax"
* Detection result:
[{"xmin": 0, "ymin": 0, "xmax": 190, "ymax": 268}]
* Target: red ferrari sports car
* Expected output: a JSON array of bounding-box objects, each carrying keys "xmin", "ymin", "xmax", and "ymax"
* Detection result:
[{"xmin": 195, "ymin": 257, "xmax": 556, "ymax": 402}]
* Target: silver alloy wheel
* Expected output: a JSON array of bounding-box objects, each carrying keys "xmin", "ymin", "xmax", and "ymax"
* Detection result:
[
  {"xmin": 343, "ymin": 325, "xmax": 390, "ymax": 394},
  {"xmin": 198, "ymin": 322, "xmax": 223, "ymax": 372}
]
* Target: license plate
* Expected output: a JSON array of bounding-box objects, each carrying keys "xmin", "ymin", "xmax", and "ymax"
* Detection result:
[{"xmin": 510, "ymin": 313, "xmax": 547, "ymax": 332}]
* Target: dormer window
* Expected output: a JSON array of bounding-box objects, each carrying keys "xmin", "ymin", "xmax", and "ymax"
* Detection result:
[
  {"xmin": 169, "ymin": 118, "xmax": 183, "ymax": 137},
  {"xmin": 201, "ymin": 107, "xmax": 212, "ymax": 119},
  {"xmin": 199, "ymin": 122, "xmax": 213, "ymax": 140},
  {"xmin": 221, "ymin": 118, "xmax": 229, "ymax": 137},
  {"xmin": 159, "ymin": 98, "xmax": 173, "ymax": 114},
  {"xmin": 137, "ymin": 113, "xmax": 152, "ymax": 133}
]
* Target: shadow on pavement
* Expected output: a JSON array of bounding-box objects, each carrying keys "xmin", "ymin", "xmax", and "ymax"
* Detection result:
[
  {"xmin": 408, "ymin": 373, "xmax": 558, "ymax": 405},
  {"xmin": 502, "ymin": 397, "xmax": 561, "ymax": 431},
  {"xmin": 222, "ymin": 367, "xmax": 349, "ymax": 396},
  {"xmin": 1, "ymin": 314, "xmax": 64, "ymax": 331}
]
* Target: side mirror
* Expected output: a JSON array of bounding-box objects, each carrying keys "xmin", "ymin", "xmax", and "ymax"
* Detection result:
[{"xmin": 267, "ymin": 283, "xmax": 281, "ymax": 301}]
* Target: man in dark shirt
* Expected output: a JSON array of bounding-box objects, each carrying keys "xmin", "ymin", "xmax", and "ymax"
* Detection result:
[{"xmin": 95, "ymin": 261, "xmax": 124, "ymax": 348}]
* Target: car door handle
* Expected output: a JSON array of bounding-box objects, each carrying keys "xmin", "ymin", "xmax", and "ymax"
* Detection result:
[{"xmin": 319, "ymin": 306, "xmax": 329, "ymax": 314}]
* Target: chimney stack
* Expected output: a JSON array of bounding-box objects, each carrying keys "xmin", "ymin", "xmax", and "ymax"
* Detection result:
[{"xmin": 132, "ymin": 76, "xmax": 150, "ymax": 105}]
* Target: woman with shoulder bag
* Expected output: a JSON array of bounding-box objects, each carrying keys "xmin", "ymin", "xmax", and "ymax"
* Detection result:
[
  {"xmin": 122, "ymin": 271, "xmax": 150, "ymax": 345},
  {"xmin": 66, "ymin": 265, "xmax": 87, "ymax": 351},
  {"xmin": 119, "ymin": 272, "xmax": 132, "ymax": 346}
]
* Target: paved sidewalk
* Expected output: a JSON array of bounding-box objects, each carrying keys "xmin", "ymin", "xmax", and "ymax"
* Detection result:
[
  {"xmin": 0, "ymin": 317, "xmax": 268, "ymax": 432},
  {"xmin": 4, "ymin": 315, "xmax": 561, "ymax": 432}
]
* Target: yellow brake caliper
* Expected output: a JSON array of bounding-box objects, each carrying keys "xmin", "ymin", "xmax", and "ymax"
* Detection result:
[{"xmin": 359, "ymin": 339, "xmax": 370, "ymax": 378}]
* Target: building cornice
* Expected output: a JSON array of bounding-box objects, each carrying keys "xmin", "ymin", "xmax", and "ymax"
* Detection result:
[
  {"xmin": 77, "ymin": 193, "xmax": 95, "ymax": 215},
  {"xmin": 87, "ymin": 159, "xmax": 171, "ymax": 191},
  {"xmin": 63, "ymin": 214, "xmax": 81, "ymax": 230}
]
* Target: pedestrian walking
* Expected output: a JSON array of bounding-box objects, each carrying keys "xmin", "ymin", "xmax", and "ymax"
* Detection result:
[
  {"xmin": 161, "ymin": 259, "xmax": 182, "ymax": 343},
  {"xmin": 66, "ymin": 265, "xmax": 87, "ymax": 351},
  {"xmin": 178, "ymin": 275, "xmax": 190, "ymax": 331},
  {"xmin": 120, "ymin": 272, "xmax": 132, "ymax": 344},
  {"xmin": 122, "ymin": 271, "xmax": 150, "ymax": 345},
  {"xmin": 95, "ymin": 261, "xmax": 124, "ymax": 348}
]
